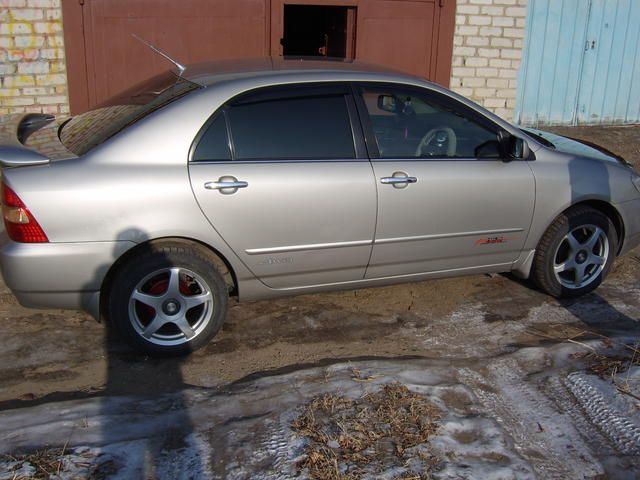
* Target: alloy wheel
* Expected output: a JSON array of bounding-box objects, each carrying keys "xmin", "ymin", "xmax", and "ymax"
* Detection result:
[
  {"xmin": 553, "ymin": 224, "xmax": 609, "ymax": 290},
  {"xmin": 128, "ymin": 267, "xmax": 214, "ymax": 346}
]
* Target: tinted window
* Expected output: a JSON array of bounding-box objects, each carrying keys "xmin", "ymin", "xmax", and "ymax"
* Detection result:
[
  {"xmin": 227, "ymin": 95, "xmax": 355, "ymax": 160},
  {"xmin": 359, "ymin": 86, "xmax": 500, "ymax": 159},
  {"xmin": 60, "ymin": 71, "xmax": 200, "ymax": 156},
  {"xmin": 193, "ymin": 114, "xmax": 231, "ymax": 161}
]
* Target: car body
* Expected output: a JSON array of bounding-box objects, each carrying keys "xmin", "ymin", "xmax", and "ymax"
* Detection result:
[{"xmin": 1, "ymin": 58, "xmax": 639, "ymax": 355}]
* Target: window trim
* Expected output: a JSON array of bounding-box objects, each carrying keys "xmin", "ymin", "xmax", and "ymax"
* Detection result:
[
  {"xmin": 189, "ymin": 82, "xmax": 368, "ymax": 164},
  {"xmin": 351, "ymin": 82, "xmax": 510, "ymax": 162}
]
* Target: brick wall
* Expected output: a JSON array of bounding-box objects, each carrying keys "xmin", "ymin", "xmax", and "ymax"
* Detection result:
[
  {"xmin": 0, "ymin": 0, "xmax": 69, "ymax": 116},
  {"xmin": 450, "ymin": 0, "xmax": 528, "ymax": 121}
]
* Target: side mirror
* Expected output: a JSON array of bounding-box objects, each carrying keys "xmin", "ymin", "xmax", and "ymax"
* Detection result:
[
  {"xmin": 498, "ymin": 131, "xmax": 530, "ymax": 160},
  {"xmin": 475, "ymin": 140, "xmax": 502, "ymax": 158},
  {"xmin": 377, "ymin": 95, "xmax": 398, "ymax": 113}
]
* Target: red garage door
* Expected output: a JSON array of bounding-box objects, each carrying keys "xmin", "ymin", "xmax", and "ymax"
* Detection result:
[{"xmin": 63, "ymin": 0, "xmax": 455, "ymax": 114}]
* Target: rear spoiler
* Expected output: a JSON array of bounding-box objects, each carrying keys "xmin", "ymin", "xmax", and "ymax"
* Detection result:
[
  {"xmin": 0, "ymin": 145, "xmax": 50, "ymax": 168},
  {"xmin": 0, "ymin": 113, "xmax": 69, "ymax": 168}
]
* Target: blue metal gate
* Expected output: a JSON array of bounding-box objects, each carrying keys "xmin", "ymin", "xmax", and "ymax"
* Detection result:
[{"xmin": 515, "ymin": 0, "xmax": 640, "ymax": 125}]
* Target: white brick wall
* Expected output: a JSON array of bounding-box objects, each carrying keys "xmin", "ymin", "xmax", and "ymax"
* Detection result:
[
  {"xmin": 450, "ymin": 0, "xmax": 528, "ymax": 121},
  {"xmin": 0, "ymin": 0, "xmax": 69, "ymax": 116}
]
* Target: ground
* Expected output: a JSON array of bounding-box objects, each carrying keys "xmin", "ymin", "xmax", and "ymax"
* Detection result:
[{"xmin": 0, "ymin": 125, "xmax": 639, "ymax": 479}]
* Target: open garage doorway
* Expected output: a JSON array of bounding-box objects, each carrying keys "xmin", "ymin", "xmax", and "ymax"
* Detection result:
[{"xmin": 282, "ymin": 5, "xmax": 356, "ymax": 59}]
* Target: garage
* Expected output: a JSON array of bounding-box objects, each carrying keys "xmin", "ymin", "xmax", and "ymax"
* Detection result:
[
  {"xmin": 62, "ymin": 0, "xmax": 455, "ymax": 114},
  {"xmin": 515, "ymin": 0, "xmax": 640, "ymax": 125}
]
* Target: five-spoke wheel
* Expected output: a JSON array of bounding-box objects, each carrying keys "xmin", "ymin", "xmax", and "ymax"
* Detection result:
[
  {"xmin": 533, "ymin": 207, "xmax": 617, "ymax": 298},
  {"xmin": 129, "ymin": 267, "xmax": 214, "ymax": 346},
  {"xmin": 108, "ymin": 242, "xmax": 228, "ymax": 356},
  {"xmin": 552, "ymin": 225, "xmax": 609, "ymax": 290}
]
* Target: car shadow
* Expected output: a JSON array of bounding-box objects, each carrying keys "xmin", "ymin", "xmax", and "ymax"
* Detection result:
[{"xmin": 559, "ymin": 293, "xmax": 640, "ymax": 338}]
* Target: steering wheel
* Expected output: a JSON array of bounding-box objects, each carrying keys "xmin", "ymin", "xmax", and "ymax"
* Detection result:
[{"xmin": 415, "ymin": 126, "xmax": 457, "ymax": 157}]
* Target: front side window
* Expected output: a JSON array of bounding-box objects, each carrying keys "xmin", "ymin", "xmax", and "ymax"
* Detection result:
[
  {"xmin": 359, "ymin": 86, "xmax": 501, "ymax": 159},
  {"xmin": 226, "ymin": 95, "xmax": 355, "ymax": 160}
]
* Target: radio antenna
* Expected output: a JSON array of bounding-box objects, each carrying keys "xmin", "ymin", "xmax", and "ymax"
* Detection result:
[{"xmin": 131, "ymin": 33, "xmax": 186, "ymax": 77}]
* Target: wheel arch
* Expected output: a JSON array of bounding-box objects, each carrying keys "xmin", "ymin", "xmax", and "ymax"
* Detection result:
[
  {"xmin": 566, "ymin": 200, "xmax": 625, "ymax": 254},
  {"xmin": 99, "ymin": 236, "xmax": 238, "ymax": 321},
  {"xmin": 516, "ymin": 198, "xmax": 626, "ymax": 280}
]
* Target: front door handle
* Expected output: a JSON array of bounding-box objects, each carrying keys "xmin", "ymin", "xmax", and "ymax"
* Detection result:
[{"xmin": 204, "ymin": 176, "xmax": 248, "ymax": 194}]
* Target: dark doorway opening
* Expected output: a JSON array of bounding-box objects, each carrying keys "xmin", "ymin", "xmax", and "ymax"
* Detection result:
[{"xmin": 283, "ymin": 5, "xmax": 356, "ymax": 59}]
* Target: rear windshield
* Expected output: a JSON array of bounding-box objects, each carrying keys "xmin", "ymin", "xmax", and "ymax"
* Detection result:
[{"xmin": 59, "ymin": 71, "xmax": 200, "ymax": 156}]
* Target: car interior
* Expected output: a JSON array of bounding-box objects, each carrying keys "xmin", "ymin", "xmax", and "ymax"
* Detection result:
[{"xmin": 362, "ymin": 91, "xmax": 502, "ymax": 159}]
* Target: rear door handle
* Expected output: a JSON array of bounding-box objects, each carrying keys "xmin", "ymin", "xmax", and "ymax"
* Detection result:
[
  {"xmin": 205, "ymin": 181, "xmax": 248, "ymax": 190},
  {"xmin": 380, "ymin": 176, "xmax": 417, "ymax": 185},
  {"xmin": 204, "ymin": 176, "xmax": 248, "ymax": 194}
]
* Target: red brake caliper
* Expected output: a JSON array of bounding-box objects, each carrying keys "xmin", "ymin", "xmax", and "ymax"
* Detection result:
[{"xmin": 141, "ymin": 273, "xmax": 192, "ymax": 319}]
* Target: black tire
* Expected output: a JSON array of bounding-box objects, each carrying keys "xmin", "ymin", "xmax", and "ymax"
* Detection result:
[
  {"xmin": 107, "ymin": 242, "xmax": 228, "ymax": 356},
  {"xmin": 532, "ymin": 206, "xmax": 618, "ymax": 298}
]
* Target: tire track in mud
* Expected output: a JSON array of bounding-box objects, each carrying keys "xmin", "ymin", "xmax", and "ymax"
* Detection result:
[
  {"xmin": 542, "ymin": 376, "xmax": 618, "ymax": 456},
  {"xmin": 234, "ymin": 414, "xmax": 298, "ymax": 480},
  {"xmin": 459, "ymin": 360, "xmax": 603, "ymax": 479},
  {"xmin": 565, "ymin": 372, "xmax": 640, "ymax": 455}
]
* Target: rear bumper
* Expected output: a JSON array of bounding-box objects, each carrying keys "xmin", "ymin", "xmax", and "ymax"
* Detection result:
[
  {"xmin": 0, "ymin": 233, "xmax": 135, "ymax": 318},
  {"xmin": 617, "ymin": 198, "xmax": 640, "ymax": 255}
]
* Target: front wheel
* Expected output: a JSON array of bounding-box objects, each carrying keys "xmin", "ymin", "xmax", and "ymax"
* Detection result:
[
  {"xmin": 532, "ymin": 206, "xmax": 618, "ymax": 298},
  {"xmin": 107, "ymin": 243, "xmax": 229, "ymax": 356}
]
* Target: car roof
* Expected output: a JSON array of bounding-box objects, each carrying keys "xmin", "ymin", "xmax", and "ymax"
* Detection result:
[{"xmin": 182, "ymin": 56, "xmax": 425, "ymax": 87}]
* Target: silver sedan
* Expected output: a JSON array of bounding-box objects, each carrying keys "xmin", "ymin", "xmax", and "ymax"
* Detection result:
[{"xmin": 1, "ymin": 58, "xmax": 639, "ymax": 356}]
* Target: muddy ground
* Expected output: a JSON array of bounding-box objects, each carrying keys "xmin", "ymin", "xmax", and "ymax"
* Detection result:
[{"xmin": 0, "ymin": 125, "xmax": 639, "ymax": 479}]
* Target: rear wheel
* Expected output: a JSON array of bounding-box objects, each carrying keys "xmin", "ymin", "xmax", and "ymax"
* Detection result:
[
  {"xmin": 532, "ymin": 207, "xmax": 618, "ymax": 298},
  {"xmin": 107, "ymin": 243, "xmax": 228, "ymax": 356}
]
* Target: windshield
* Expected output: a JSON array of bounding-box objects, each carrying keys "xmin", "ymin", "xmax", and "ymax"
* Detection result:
[
  {"xmin": 59, "ymin": 71, "xmax": 200, "ymax": 156},
  {"xmin": 519, "ymin": 128, "xmax": 555, "ymax": 149}
]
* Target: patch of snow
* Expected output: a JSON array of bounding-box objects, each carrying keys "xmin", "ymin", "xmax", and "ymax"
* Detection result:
[{"xmin": 1, "ymin": 345, "xmax": 639, "ymax": 478}]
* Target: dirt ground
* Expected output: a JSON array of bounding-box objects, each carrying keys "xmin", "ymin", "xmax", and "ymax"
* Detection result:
[{"xmin": 0, "ymin": 125, "xmax": 639, "ymax": 479}]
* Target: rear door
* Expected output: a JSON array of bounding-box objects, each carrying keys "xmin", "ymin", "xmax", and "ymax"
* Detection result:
[
  {"xmin": 189, "ymin": 83, "xmax": 377, "ymax": 289},
  {"xmin": 355, "ymin": 83, "xmax": 536, "ymax": 278}
]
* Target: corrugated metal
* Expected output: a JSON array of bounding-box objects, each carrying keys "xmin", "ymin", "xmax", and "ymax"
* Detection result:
[{"xmin": 516, "ymin": 0, "xmax": 640, "ymax": 125}]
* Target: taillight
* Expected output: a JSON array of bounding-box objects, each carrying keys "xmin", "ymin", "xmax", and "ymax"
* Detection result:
[{"xmin": 1, "ymin": 182, "xmax": 48, "ymax": 243}]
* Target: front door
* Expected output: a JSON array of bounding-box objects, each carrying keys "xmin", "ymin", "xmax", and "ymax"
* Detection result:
[
  {"xmin": 189, "ymin": 84, "xmax": 376, "ymax": 289},
  {"xmin": 355, "ymin": 84, "xmax": 536, "ymax": 278}
]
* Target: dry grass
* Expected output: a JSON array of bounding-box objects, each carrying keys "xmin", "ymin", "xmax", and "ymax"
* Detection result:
[
  {"xmin": 1, "ymin": 447, "xmax": 67, "ymax": 479},
  {"xmin": 292, "ymin": 384, "xmax": 441, "ymax": 480},
  {"xmin": 1, "ymin": 447, "xmax": 112, "ymax": 480}
]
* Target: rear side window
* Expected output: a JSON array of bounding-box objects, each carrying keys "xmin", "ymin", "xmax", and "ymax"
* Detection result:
[{"xmin": 226, "ymin": 95, "xmax": 355, "ymax": 160}]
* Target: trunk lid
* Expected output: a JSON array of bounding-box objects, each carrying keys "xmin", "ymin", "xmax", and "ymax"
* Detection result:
[{"xmin": 0, "ymin": 113, "xmax": 77, "ymax": 168}]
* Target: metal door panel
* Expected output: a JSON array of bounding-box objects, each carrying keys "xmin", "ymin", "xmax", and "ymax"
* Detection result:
[
  {"xmin": 366, "ymin": 160, "xmax": 535, "ymax": 278},
  {"xmin": 71, "ymin": 0, "xmax": 268, "ymax": 109},
  {"xmin": 577, "ymin": 0, "xmax": 640, "ymax": 124},
  {"xmin": 189, "ymin": 162, "xmax": 377, "ymax": 289},
  {"xmin": 515, "ymin": 0, "xmax": 590, "ymax": 125},
  {"xmin": 517, "ymin": 0, "xmax": 640, "ymax": 125}
]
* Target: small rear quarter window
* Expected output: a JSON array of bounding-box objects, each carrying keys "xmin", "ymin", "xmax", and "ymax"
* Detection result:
[{"xmin": 192, "ymin": 114, "xmax": 231, "ymax": 161}]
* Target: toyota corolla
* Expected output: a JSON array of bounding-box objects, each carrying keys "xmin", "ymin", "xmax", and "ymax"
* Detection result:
[{"xmin": 1, "ymin": 58, "xmax": 639, "ymax": 355}]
